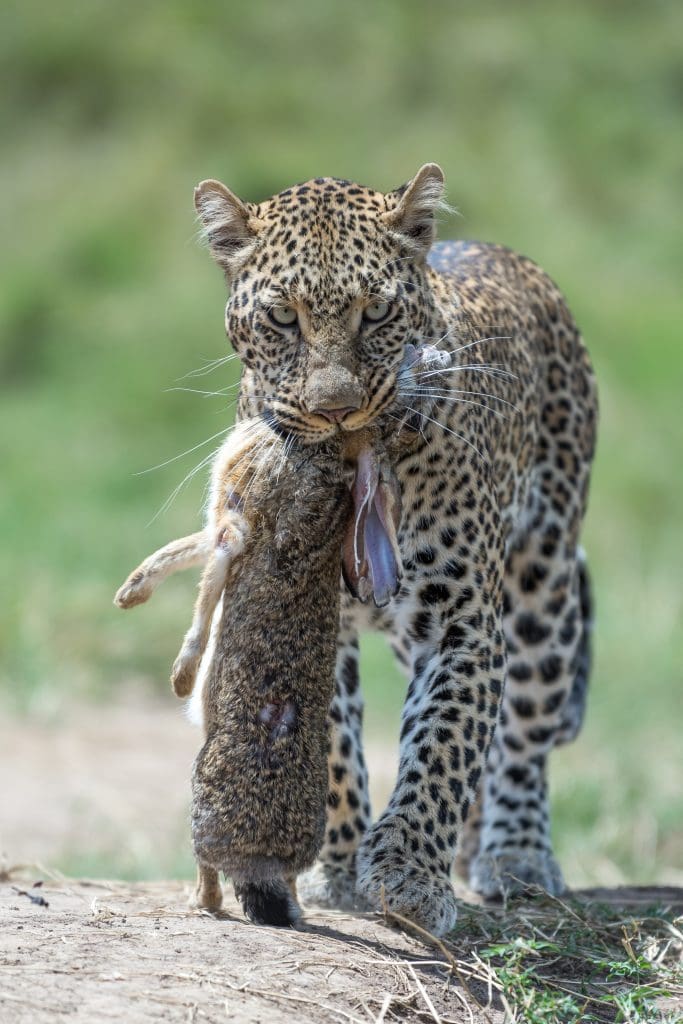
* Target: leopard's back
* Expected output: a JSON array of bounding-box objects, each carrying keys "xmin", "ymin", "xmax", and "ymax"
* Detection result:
[{"xmin": 416, "ymin": 239, "xmax": 597, "ymax": 540}]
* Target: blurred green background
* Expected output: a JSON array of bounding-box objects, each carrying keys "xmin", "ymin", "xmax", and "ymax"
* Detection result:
[{"xmin": 1, "ymin": 1, "xmax": 681, "ymax": 886}]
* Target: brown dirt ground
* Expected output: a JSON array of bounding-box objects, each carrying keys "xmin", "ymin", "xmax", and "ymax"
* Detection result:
[
  {"xmin": 1, "ymin": 699, "xmax": 681, "ymax": 1022},
  {"xmin": 1, "ymin": 873, "xmax": 500, "ymax": 1024},
  {"xmin": 2, "ymin": 873, "xmax": 682, "ymax": 1023}
]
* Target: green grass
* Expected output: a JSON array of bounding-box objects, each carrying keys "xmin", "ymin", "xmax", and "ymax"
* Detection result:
[
  {"xmin": 1, "ymin": 1, "xmax": 682, "ymax": 886},
  {"xmin": 381, "ymin": 889, "xmax": 683, "ymax": 1023},
  {"xmin": 447, "ymin": 893, "xmax": 683, "ymax": 1023}
]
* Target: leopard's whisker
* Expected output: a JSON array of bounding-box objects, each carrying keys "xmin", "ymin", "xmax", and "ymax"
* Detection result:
[
  {"xmin": 148, "ymin": 446, "xmax": 225, "ymax": 527},
  {"xmin": 147, "ymin": 414, "xmax": 269, "ymax": 524},
  {"xmin": 227, "ymin": 433, "xmax": 272, "ymax": 507},
  {"xmin": 268, "ymin": 436, "xmax": 293, "ymax": 494},
  {"xmin": 139, "ymin": 393, "xmax": 268, "ymax": 479},
  {"xmin": 410, "ymin": 329, "xmax": 515, "ymax": 363},
  {"xmin": 393, "ymin": 402, "xmax": 429, "ymax": 443},
  {"xmin": 408, "ymin": 325, "xmax": 456, "ymax": 351},
  {"xmin": 444, "ymin": 334, "xmax": 514, "ymax": 358},
  {"xmin": 384, "ymin": 408, "xmax": 420, "ymax": 437},
  {"xmin": 417, "ymin": 363, "xmax": 519, "ymax": 383},
  {"xmin": 402, "ymin": 391, "xmax": 513, "ymax": 422},
  {"xmin": 431, "ymin": 325, "xmax": 457, "ymax": 350},
  {"xmin": 240, "ymin": 433, "xmax": 284, "ymax": 511},
  {"xmin": 403, "ymin": 385, "xmax": 521, "ymax": 414},
  {"xmin": 165, "ymin": 383, "xmax": 241, "ymax": 399},
  {"xmin": 136, "ymin": 426, "xmax": 234, "ymax": 476},
  {"xmin": 404, "ymin": 405, "xmax": 489, "ymax": 464},
  {"xmin": 178, "ymin": 351, "xmax": 241, "ymax": 381},
  {"xmin": 275, "ymin": 431, "xmax": 297, "ymax": 483},
  {"xmin": 228, "ymin": 418, "xmax": 288, "ymax": 510}
]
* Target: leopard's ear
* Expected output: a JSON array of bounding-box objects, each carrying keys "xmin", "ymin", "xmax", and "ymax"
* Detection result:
[
  {"xmin": 194, "ymin": 180, "xmax": 262, "ymax": 277},
  {"xmin": 381, "ymin": 163, "xmax": 446, "ymax": 257}
]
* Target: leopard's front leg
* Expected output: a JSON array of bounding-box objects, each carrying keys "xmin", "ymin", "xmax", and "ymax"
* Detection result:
[{"xmin": 356, "ymin": 551, "xmax": 506, "ymax": 936}]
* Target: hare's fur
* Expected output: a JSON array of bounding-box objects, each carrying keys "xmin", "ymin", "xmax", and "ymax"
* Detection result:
[
  {"xmin": 114, "ymin": 347, "xmax": 447, "ymax": 925},
  {"xmin": 117, "ymin": 418, "xmax": 351, "ymax": 924}
]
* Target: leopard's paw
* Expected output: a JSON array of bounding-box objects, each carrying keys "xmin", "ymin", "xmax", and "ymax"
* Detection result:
[
  {"xmin": 297, "ymin": 861, "xmax": 364, "ymax": 913},
  {"xmin": 356, "ymin": 815, "xmax": 458, "ymax": 937},
  {"xmin": 470, "ymin": 849, "xmax": 565, "ymax": 900}
]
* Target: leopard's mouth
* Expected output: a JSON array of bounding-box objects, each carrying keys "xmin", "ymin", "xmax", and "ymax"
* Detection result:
[
  {"xmin": 263, "ymin": 403, "xmax": 340, "ymax": 444},
  {"xmin": 262, "ymin": 371, "xmax": 403, "ymax": 443}
]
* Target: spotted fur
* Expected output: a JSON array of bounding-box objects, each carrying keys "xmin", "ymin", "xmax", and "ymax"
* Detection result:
[{"xmin": 194, "ymin": 165, "xmax": 598, "ymax": 936}]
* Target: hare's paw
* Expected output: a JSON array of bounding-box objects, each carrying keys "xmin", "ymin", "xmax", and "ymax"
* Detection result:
[
  {"xmin": 297, "ymin": 861, "xmax": 365, "ymax": 913},
  {"xmin": 171, "ymin": 643, "xmax": 201, "ymax": 698},
  {"xmin": 190, "ymin": 866, "xmax": 223, "ymax": 913},
  {"xmin": 114, "ymin": 572, "xmax": 152, "ymax": 609},
  {"xmin": 470, "ymin": 849, "xmax": 565, "ymax": 901},
  {"xmin": 356, "ymin": 814, "xmax": 458, "ymax": 937}
]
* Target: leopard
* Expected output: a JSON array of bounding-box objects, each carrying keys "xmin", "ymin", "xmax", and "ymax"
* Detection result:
[{"xmin": 192, "ymin": 163, "xmax": 598, "ymax": 937}]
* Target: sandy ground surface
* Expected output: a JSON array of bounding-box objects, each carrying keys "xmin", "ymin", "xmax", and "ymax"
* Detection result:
[
  {"xmin": 1, "ymin": 874, "xmax": 505, "ymax": 1024},
  {"xmin": 3, "ymin": 874, "xmax": 682, "ymax": 1024}
]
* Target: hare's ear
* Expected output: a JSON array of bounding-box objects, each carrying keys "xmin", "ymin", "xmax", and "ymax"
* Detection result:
[
  {"xmin": 381, "ymin": 163, "xmax": 446, "ymax": 257},
  {"xmin": 194, "ymin": 180, "xmax": 262, "ymax": 278}
]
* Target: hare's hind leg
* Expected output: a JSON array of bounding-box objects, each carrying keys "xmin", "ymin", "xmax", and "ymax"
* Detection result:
[
  {"xmin": 192, "ymin": 864, "xmax": 223, "ymax": 912},
  {"xmin": 171, "ymin": 513, "xmax": 249, "ymax": 698},
  {"xmin": 115, "ymin": 531, "xmax": 209, "ymax": 609}
]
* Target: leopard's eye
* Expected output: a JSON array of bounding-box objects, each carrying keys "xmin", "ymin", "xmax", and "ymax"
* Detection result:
[
  {"xmin": 269, "ymin": 305, "xmax": 298, "ymax": 327},
  {"xmin": 363, "ymin": 300, "xmax": 391, "ymax": 323}
]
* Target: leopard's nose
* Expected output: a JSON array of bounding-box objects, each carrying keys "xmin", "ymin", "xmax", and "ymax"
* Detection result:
[{"xmin": 311, "ymin": 406, "xmax": 357, "ymax": 424}]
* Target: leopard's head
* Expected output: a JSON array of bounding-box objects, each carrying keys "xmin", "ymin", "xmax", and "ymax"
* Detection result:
[{"xmin": 194, "ymin": 166, "xmax": 446, "ymax": 442}]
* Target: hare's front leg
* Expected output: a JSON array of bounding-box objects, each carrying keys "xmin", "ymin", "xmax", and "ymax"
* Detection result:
[
  {"xmin": 115, "ymin": 531, "xmax": 210, "ymax": 609},
  {"xmin": 170, "ymin": 513, "xmax": 249, "ymax": 697}
]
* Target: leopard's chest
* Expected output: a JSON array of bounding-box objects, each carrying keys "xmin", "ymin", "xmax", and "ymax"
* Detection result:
[{"xmin": 392, "ymin": 413, "xmax": 535, "ymax": 583}]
